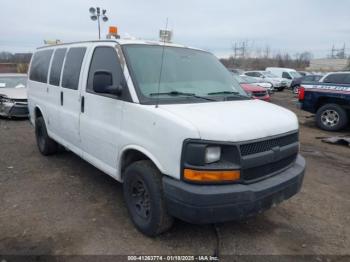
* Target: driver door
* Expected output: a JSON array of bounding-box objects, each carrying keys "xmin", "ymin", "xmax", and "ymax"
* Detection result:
[{"xmin": 79, "ymin": 45, "xmax": 126, "ymax": 177}]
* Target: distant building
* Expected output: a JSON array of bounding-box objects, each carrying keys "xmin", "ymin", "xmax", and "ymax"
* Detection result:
[
  {"xmin": 0, "ymin": 53, "xmax": 32, "ymax": 73},
  {"xmin": 13, "ymin": 53, "xmax": 32, "ymax": 63},
  {"xmin": 307, "ymin": 58, "xmax": 348, "ymax": 72},
  {"xmin": 0, "ymin": 63, "xmax": 18, "ymax": 73}
]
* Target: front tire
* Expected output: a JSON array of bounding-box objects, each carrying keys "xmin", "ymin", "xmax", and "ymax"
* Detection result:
[
  {"xmin": 316, "ymin": 104, "xmax": 348, "ymax": 131},
  {"xmin": 35, "ymin": 117, "xmax": 58, "ymax": 155},
  {"xmin": 123, "ymin": 160, "xmax": 174, "ymax": 237}
]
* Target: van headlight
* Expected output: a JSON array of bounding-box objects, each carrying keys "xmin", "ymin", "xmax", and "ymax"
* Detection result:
[
  {"xmin": 182, "ymin": 141, "xmax": 241, "ymax": 183},
  {"xmin": 205, "ymin": 146, "xmax": 221, "ymax": 164}
]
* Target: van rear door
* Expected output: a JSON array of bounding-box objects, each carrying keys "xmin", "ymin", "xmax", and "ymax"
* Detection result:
[{"xmin": 47, "ymin": 48, "xmax": 67, "ymax": 138}]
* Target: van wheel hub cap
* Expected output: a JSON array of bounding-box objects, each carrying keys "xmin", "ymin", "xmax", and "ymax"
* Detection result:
[{"xmin": 131, "ymin": 180, "xmax": 150, "ymax": 219}]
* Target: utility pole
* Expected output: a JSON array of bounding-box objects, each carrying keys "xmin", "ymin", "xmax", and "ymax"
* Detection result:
[{"xmin": 232, "ymin": 41, "xmax": 248, "ymax": 58}]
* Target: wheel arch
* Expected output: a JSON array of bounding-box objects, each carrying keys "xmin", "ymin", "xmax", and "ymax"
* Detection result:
[
  {"xmin": 33, "ymin": 105, "xmax": 47, "ymax": 127},
  {"xmin": 119, "ymin": 145, "xmax": 165, "ymax": 182},
  {"xmin": 315, "ymin": 97, "xmax": 348, "ymax": 111},
  {"xmin": 34, "ymin": 106, "xmax": 43, "ymax": 119}
]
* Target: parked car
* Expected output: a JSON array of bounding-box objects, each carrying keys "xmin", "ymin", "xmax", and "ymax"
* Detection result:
[
  {"xmin": 298, "ymin": 81, "xmax": 350, "ymax": 131},
  {"xmin": 241, "ymin": 83, "xmax": 270, "ymax": 102},
  {"xmin": 228, "ymin": 68, "xmax": 244, "ymax": 75},
  {"xmin": 28, "ymin": 40, "xmax": 305, "ymax": 236},
  {"xmin": 319, "ymin": 72, "xmax": 350, "ymax": 84},
  {"xmin": 301, "ymin": 74, "xmax": 323, "ymax": 83},
  {"xmin": 239, "ymin": 75, "xmax": 274, "ymax": 94},
  {"xmin": 0, "ymin": 73, "xmax": 28, "ymax": 118},
  {"xmin": 232, "ymin": 75, "xmax": 270, "ymax": 101},
  {"xmin": 244, "ymin": 71, "xmax": 288, "ymax": 91},
  {"xmin": 266, "ymin": 67, "xmax": 303, "ymax": 90},
  {"xmin": 292, "ymin": 74, "xmax": 324, "ymax": 94},
  {"xmin": 298, "ymin": 71, "xmax": 309, "ymax": 77}
]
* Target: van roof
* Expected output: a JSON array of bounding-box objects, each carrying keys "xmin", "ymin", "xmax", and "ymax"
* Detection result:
[{"xmin": 36, "ymin": 39, "xmax": 202, "ymax": 51}]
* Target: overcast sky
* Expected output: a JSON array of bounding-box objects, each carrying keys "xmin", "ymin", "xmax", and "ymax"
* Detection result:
[{"xmin": 1, "ymin": 0, "xmax": 349, "ymax": 58}]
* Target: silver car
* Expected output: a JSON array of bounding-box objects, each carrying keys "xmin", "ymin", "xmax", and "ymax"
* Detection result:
[
  {"xmin": 0, "ymin": 73, "xmax": 28, "ymax": 118},
  {"xmin": 244, "ymin": 71, "xmax": 288, "ymax": 91}
]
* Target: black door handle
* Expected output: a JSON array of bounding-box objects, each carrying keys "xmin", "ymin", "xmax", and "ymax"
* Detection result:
[
  {"xmin": 60, "ymin": 91, "xmax": 63, "ymax": 106},
  {"xmin": 81, "ymin": 96, "xmax": 85, "ymax": 113}
]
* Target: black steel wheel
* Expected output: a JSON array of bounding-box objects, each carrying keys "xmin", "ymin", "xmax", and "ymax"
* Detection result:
[
  {"xmin": 35, "ymin": 117, "xmax": 58, "ymax": 155},
  {"xmin": 123, "ymin": 160, "xmax": 174, "ymax": 237}
]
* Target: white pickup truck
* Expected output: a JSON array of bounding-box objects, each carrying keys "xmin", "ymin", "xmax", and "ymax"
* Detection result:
[{"xmin": 27, "ymin": 39, "xmax": 305, "ymax": 236}]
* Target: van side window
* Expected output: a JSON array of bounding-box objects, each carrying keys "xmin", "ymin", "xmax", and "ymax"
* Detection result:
[
  {"xmin": 282, "ymin": 72, "xmax": 292, "ymax": 79},
  {"xmin": 49, "ymin": 48, "xmax": 67, "ymax": 86},
  {"xmin": 62, "ymin": 47, "xmax": 86, "ymax": 90},
  {"xmin": 29, "ymin": 49, "xmax": 53, "ymax": 83},
  {"xmin": 87, "ymin": 46, "xmax": 124, "ymax": 94}
]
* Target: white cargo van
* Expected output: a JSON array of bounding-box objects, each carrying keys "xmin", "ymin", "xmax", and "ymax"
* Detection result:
[
  {"xmin": 27, "ymin": 40, "xmax": 305, "ymax": 236},
  {"xmin": 266, "ymin": 67, "xmax": 302, "ymax": 86}
]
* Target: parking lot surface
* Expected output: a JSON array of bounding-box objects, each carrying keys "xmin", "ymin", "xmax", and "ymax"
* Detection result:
[{"xmin": 0, "ymin": 91, "xmax": 349, "ymax": 257}]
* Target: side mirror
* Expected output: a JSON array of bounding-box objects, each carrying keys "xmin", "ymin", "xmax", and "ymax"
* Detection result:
[{"xmin": 93, "ymin": 70, "xmax": 123, "ymax": 96}]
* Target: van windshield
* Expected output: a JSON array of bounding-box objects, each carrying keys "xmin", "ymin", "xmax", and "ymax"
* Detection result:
[{"xmin": 123, "ymin": 45, "xmax": 247, "ymax": 104}]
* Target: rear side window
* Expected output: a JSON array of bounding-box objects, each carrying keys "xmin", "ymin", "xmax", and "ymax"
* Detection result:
[
  {"xmin": 62, "ymin": 47, "xmax": 86, "ymax": 90},
  {"xmin": 323, "ymin": 74, "xmax": 346, "ymax": 84},
  {"xmin": 303, "ymin": 75, "xmax": 313, "ymax": 81},
  {"xmin": 29, "ymin": 49, "xmax": 53, "ymax": 83},
  {"xmin": 343, "ymin": 74, "xmax": 350, "ymax": 84},
  {"xmin": 49, "ymin": 48, "xmax": 67, "ymax": 86}
]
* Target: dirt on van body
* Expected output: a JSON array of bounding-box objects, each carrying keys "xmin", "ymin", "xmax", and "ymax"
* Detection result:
[{"xmin": 0, "ymin": 91, "xmax": 349, "ymax": 259}]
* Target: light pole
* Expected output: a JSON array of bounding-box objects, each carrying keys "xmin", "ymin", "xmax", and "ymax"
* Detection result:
[{"xmin": 89, "ymin": 7, "xmax": 108, "ymax": 40}]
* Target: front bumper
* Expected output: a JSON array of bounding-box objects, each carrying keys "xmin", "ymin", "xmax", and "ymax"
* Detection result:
[
  {"xmin": 0, "ymin": 102, "xmax": 29, "ymax": 118},
  {"xmin": 163, "ymin": 155, "xmax": 305, "ymax": 224}
]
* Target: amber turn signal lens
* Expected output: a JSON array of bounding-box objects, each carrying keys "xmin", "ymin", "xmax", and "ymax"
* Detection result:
[{"xmin": 184, "ymin": 169, "xmax": 240, "ymax": 182}]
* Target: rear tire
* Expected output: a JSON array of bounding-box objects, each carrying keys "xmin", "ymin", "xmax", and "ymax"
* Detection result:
[
  {"xmin": 316, "ymin": 104, "xmax": 348, "ymax": 131},
  {"xmin": 123, "ymin": 160, "xmax": 174, "ymax": 237},
  {"xmin": 35, "ymin": 117, "xmax": 58, "ymax": 155},
  {"xmin": 293, "ymin": 85, "xmax": 299, "ymax": 94}
]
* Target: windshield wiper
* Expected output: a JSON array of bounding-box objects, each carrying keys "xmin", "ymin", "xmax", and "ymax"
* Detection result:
[
  {"xmin": 149, "ymin": 91, "xmax": 216, "ymax": 101},
  {"xmin": 207, "ymin": 91, "xmax": 250, "ymax": 100}
]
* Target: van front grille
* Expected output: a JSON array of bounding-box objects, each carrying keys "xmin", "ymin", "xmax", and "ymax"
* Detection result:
[
  {"xmin": 240, "ymin": 132, "xmax": 298, "ymax": 156},
  {"xmin": 242, "ymin": 154, "xmax": 297, "ymax": 182}
]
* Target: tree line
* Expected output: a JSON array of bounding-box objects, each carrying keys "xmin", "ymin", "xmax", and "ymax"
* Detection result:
[
  {"xmin": 0, "ymin": 51, "xmax": 32, "ymax": 63},
  {"xmin": 220, "ymin": 51, "xmax": 312, "ymax": 71},
  {"xmin": 221, "ymin": 41, "xmax": 313, "ymax": 70}
]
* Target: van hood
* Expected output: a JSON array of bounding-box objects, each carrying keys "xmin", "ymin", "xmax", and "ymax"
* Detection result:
[
  {"xmin": 0, "ymin": 88, "xmax": 27, "ymax": 99},
  {"xmin": 160, "ymin": 100, "xmax": 298, "ymax": 142}
]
